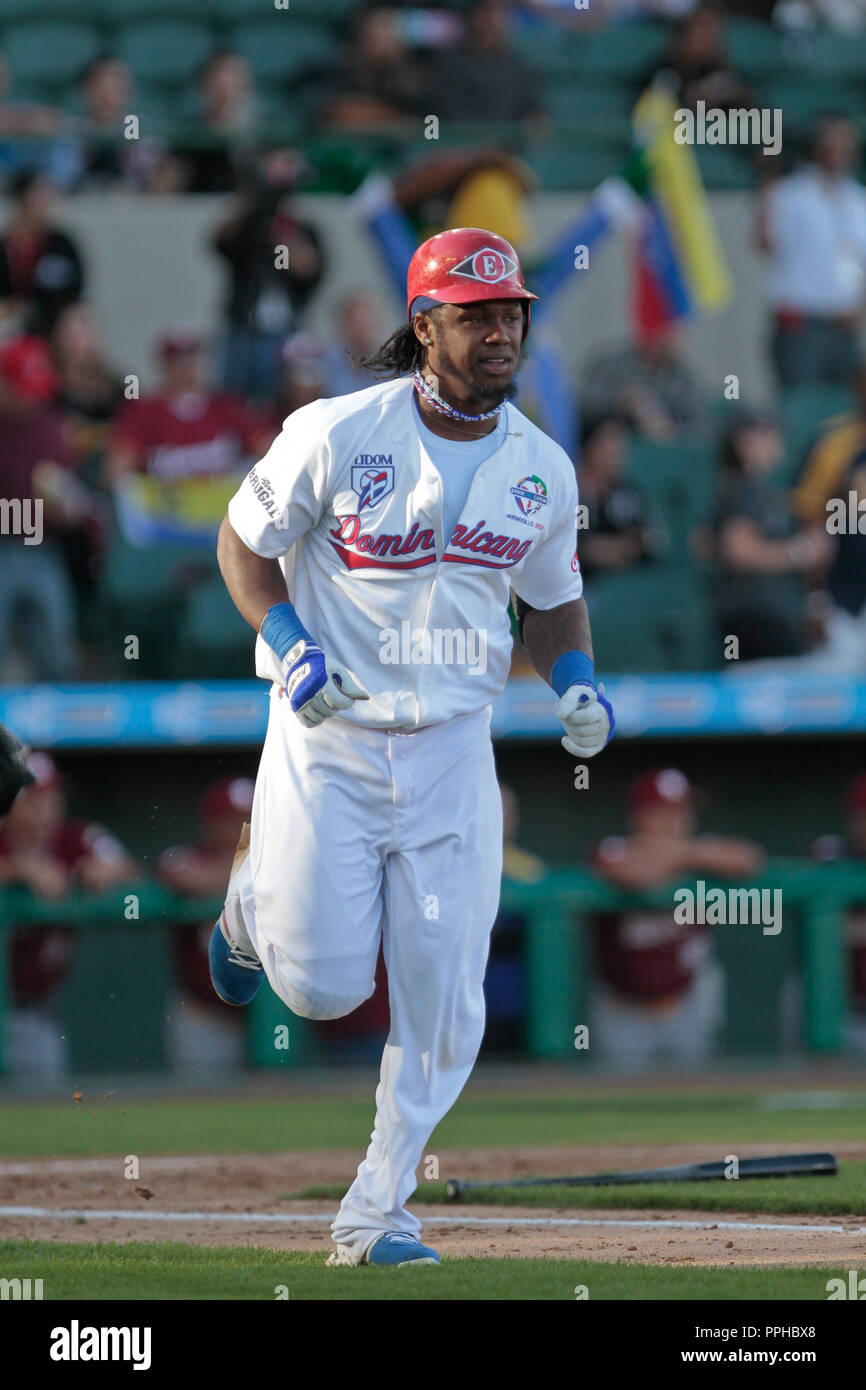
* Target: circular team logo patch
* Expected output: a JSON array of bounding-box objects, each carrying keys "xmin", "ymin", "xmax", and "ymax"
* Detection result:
[{"xmin": 509, "ymin": 475, "xmax": 549, "ymax": 517}]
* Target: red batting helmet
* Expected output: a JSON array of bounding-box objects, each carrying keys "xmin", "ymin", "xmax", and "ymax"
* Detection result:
[{"xmin": 407, "ymin": 227, "xmax": 537, "ymax": 339}]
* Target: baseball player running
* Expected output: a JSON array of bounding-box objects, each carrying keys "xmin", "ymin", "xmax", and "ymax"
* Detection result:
[{"xmin": 210, "ymin": 227, "xmax": 615, "ymax": 1267}]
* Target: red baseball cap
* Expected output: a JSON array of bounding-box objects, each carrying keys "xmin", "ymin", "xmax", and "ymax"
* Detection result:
[
  {"xmin": 200, "ymin": 777, "xmax": 254, "ymax": 822},
  {"xmin": 0, "ymin": 335, "xmax": 59, "ymax": 403},
  {"xmin": 629, "ymin": 767, "xmax": 693, "ymax": 813}
]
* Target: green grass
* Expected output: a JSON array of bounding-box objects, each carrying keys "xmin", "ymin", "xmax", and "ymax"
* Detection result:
[
  {"xmin": 299, "ymin": 1161, "xmax": 866, "ymax": 1216},
  {"xmin": 0, "ymin": 1239, "xmax": 842, "ymax": 1301},
  {"xmin": 1, "ymin": 1088, "xmax": 865, "ymax": 1159}
]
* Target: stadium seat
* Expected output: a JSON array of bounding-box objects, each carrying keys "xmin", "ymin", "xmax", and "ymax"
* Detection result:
[
  {"xmin": 578, "ymin": 23, "xmax": 668, "ymax": 81},
  {"xmin": 508, "ymin": 27, "xmax": 583, "ymax": 78},
  {"xmin": 583, "ymin": 571, "xmax": 664, "ymax": 672},
  {"xmin": 693, "ymin": 144, "xmax": 757, "ymax": 192},
  {"xmin": 118, "ymin": 21, "xmax": 215, "ymax": 85},
  {"xmin": 724, "ymin": 18, "xmax": 788, "ymax": 82},
  {"xmin": 778, "ymin": 384, "xmax": 856, "ymax": 485},
  {"xmin": 526, "ymin": 142, "xmax": 626, "ymax": 191},
  {"xmin": 213, "ymin": 0, "xmax": 338, "ymax": 22},
  {"xmin": 0, "ymin": 0, "xmax": 89, "ymax": 19},
  {"xmin": 2, "ymin": 21, "xmax": 101, "ymax": 87},
  {"xmin": 177, "ymin": 575, "xmax": 254, "ymax": 679},
  {"xmin": 93, "ymin": 0, "xmax": 211, "ymax": 20},
  {"xmin": 763, "ymin": 81, "xmax": 863, "ymax": 131},
  {"xmin": 99, "ymin": 526, "xmax": 222, "ymax": 677},
  {"xmin": 626, "ymin": 438, "xmax": 717, "ymax": 553},
  {"xmin": 227, "ymin": 18, "xmax": 334, "ymax": 83},
  {"xmin": 647, "ymin": 564, "xmax": 719, "ymax": 670},
  {"xmin": 797, "ymin": 27, "xmax": 866, "ymax": 80},
  {"xmin": 545, "ymin": 77, "xmax": 633, "ymax": 125},
  {"xmin": 292, "ymin": 0, "xmax": 364, "ymax": 20}
]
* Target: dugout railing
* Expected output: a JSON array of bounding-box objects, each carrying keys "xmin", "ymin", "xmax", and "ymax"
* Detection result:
[{"xmin": 0, "ymin": 859, "xmax": 863, "ymax": 1071}]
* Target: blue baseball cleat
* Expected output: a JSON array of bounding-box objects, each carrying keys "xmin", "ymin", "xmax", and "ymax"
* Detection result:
[
  {"xmin": 366, "ymin": 1234, "xmax": 440, "ymax": 1267},
  {"xmin": 209, "ymin": 913, "xmax": 264, "ymax": 1007}
]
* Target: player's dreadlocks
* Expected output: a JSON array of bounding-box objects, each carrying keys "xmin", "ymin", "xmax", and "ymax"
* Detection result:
[{"xmin": 351, "ymin": 307, "xmax": 445, "ymax": 379}]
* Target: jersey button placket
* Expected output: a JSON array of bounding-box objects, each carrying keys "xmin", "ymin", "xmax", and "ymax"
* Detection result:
[{"xmin": 415, "ymin": 463, "xmax": 443, "ymax": 713}]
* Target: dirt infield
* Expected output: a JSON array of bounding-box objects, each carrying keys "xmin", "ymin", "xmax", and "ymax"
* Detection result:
[{"xmin": 3, "ymin": 1143, "xmax": 865, "ymax": 1266}]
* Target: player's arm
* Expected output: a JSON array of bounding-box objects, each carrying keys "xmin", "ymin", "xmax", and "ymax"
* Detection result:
[
  {"xmin": 218, "ymin": 512, "xmax": 368, "ymax": 727},
  {"xmin": 158, "ymin": 847, "xmax": 230, "ymax": 897},
  {"xmin": 514, "ymin": 589, "xmax": 614, "ymax": 761},
  {"xmin": 217, "ymin": 514, "xmax": 289, "ymax": 631},
  {"xmin": 509, "ymin": 447, "xmax": 617, "ymax": 761},
  {"xmin": 593, "ymin": 836, "xmax": 688, "ymax": 890},
  {"xmin": 519, "ymin": 595, "xmax": 592, "ymax": 684},
  {"xmin": 686, "ymin": 835, "xmax": 766, "ymax": 879}
]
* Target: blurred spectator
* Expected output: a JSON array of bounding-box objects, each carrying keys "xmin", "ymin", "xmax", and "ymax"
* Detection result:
[
  {"xmin": 758, "ymin": 116, "xmax": 866, "ymax": 389},
  {"xmin": 0, "ymin": 50, "xmax": 79, "ymax": 189},
  {"xmin": 256, "ymin": 332, "xmax": 330, "ymax": 442},
  {"xmin": 50, "ymin": 304, "xmax": 119, "ymax": 644},
  {"xmin": 580, "ymin": 324, "xmax": 706, "ymax": 440},
  {"xmin": 106, "ymin": 327, "xmax": 265, "ymax": 486},
  {"xmin": 77, "ymin": 55, "xmax": 163, "ymax": 192},
  {"xmin": 0, "ymin": 335, "xmax": 98, "ymax": 680},
  {"xmin": 577, "ymin": 414, "xmax": 666, "ymax": 578},
  {"xmin": 708, "ymin": 408, "xmax": 831, "ymax": 662},
  {"xmin": 173, "ymin": 51, "xmax": 256, "ymax": 195},
  {"xmin": 812, "ymin": 770, "xmax": 866, "ymax": 1051},
  {"xmin": 157, "ymin": 776, "xmax": 253, "ymax": 1069},
  {"xmin": 211, "ymin": 151, "xmax": 324, "ymax": 400},
  {"xmin": 0, "ymin": 171, "xmax": 84, "ymax": 337},
  {"xmin": 319, "ymin": 5, "xmax": 433, "ymax": 128},
  {"xmin": 323, "ymin": 293, "xmax": 384, "ymax": 397},
  {"xmin": 1, "ymin": 751, "xmax": 136, "ymax": 1080},
  {"xmin": 78, "ymin": 56, "xmax": 141, "ymax": 188},
  {"xmin": 105, "ymin": 327, "xmax": 268, "ymax": 552},
  {"xmin": 591, "ymin": 767, "xmax": 764, "ymax": 1066},
  {"xmin": 791, "ymin": 362, "xmax": 866, "ymax": 668},
  {"xmin": 52, "ymin": 302, "xmax": 124, "ymax": 466},
  {"xmin": 648, "ymin": 3, "xmax": 754, "ymax": 110},
  {"xmin": 425, "ymin": 1, "xmax": 545, "ymax": 123}
]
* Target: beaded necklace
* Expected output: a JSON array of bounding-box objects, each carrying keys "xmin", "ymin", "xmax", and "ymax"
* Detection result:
[{"xmin": 412, "ymin": 369, "xmax": 500, "ymax": 424}]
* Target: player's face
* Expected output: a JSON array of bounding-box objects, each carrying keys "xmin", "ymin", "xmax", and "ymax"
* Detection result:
[{"xmin": 427, "ymin": 300, "xmax": 523, "ymax": 408}]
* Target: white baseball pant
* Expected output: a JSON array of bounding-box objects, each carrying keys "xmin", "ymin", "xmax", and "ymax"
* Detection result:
[{"xmin": 234, "ymin": 687, "xmax": 503, "ymax": 1260}]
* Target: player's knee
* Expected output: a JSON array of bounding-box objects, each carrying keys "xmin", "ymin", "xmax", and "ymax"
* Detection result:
[{"xmin": 279, "ymin": 957, "xmax": 376, "ymax": 1021}]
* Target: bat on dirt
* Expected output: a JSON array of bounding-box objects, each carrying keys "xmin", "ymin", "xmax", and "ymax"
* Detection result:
[{"xmin": 444, "ymin": 1151, "xmax": 838, "ymax": 1201}]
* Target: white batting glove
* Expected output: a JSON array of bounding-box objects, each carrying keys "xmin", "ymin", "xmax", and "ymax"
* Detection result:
[
  {"xmin": 558, "ymin": 682, "xmax": 614, "ymax": 758},
  {"xmin": 284, "ymin": 640, "xmax": 369, "ymax": 728}
]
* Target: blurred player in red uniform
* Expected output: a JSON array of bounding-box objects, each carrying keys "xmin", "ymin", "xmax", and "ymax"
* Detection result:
[
  {"xmin": 157, "ymin": 776, "xmax": 255, "ymax": 1069},
  {"xmin": 812, "ymin": 771, "xmax": 866, "ymax": 1051},
  {"xmin": 0, "ymin": 751, "xmax": 136, "ymax": 1078},
  {"xmin": 591, "ymin": 768, "xmax": 764, "ymax": 1067}
]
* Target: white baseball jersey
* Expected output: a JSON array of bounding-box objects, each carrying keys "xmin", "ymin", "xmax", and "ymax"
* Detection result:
[{"xmin": 227, "ymin": 375, "xmax": 582, "ymax": 729}]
